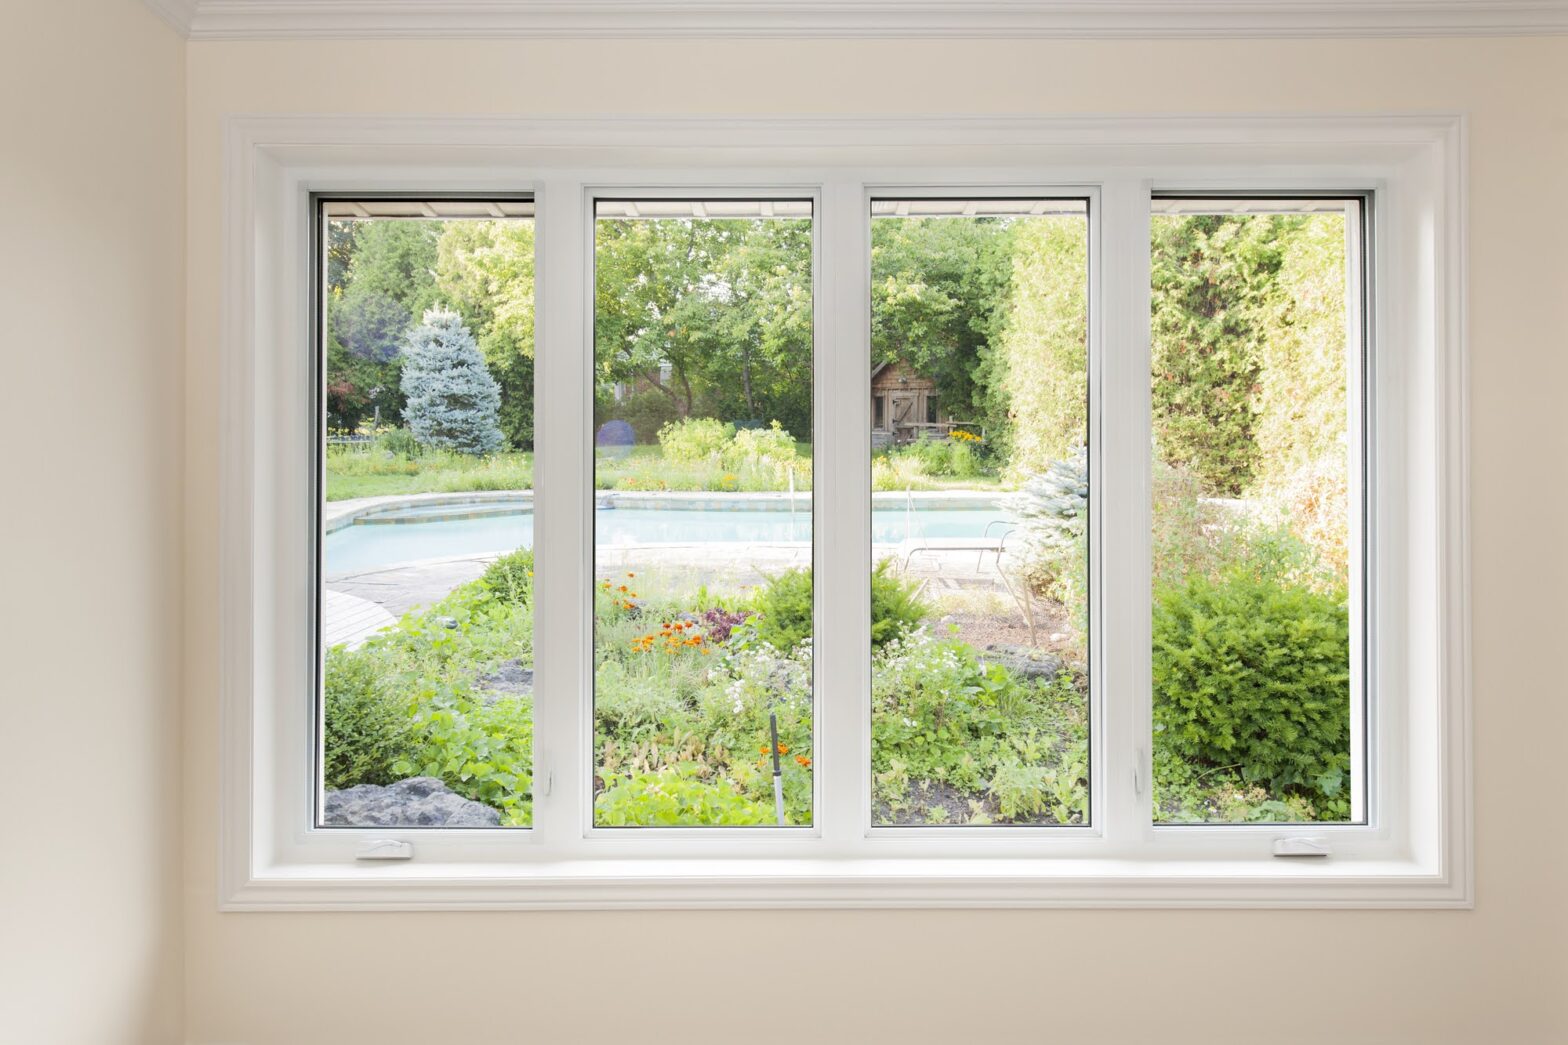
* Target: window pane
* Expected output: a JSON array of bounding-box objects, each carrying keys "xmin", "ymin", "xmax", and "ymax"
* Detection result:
[
  {"xmin": 318, "ymin": 199, "xmax": 538, "ymax": 828},
  {"xmin": 869, "ymin": 198, "xmax": 1090, "ymax": 827},
  {"xmin": 592, "ymin": 198, "xmax": 814, "ymax": 828},
  {"xmin": 1150, "ymin": 198, "xmax": 1362, "ymax": 825}
]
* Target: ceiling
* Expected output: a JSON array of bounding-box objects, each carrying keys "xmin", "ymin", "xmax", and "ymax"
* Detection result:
[{"xmin": 143, "ymin": 1, "xmax": 1568, "ymax": 40}]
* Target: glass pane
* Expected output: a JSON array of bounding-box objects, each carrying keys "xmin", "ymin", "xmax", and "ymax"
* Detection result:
[
  {"xmin": 592, "ymin": 198, "xmax": 814, "ymax": 827},
  {"xmin": 318, "ymin": 200, "xmax": 538, "ymax": 828},
  {"xmin": 869, "ymin": 198, "xmax": 1090, "ymax": 827},
  {"xmin": 1150, "ymin": 198, "xmax": 1362, "ymax": 824}
]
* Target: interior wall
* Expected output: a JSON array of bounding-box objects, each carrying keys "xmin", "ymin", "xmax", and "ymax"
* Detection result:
[
  {"xmin": 0, "ymin": 1, "xmax": 185, "ymax": 1042},
  {"xmin": 182, "ymin": 36, "xmax": 1568, "ymax": 1045}
]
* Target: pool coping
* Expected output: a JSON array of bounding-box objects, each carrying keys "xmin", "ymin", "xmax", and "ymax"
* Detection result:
[{"xmin": 324, "ymin": 488, "xmax": 1007, "ymax": 534}]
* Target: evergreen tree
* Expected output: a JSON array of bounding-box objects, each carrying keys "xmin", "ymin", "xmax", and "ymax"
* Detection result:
[{"xmin": 400, "ymin": 308, "xmax": 505, "ymax": 455}]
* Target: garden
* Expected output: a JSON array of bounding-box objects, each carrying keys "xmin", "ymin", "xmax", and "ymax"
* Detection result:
[{"xmin": 320, "ymin": 199, "xmax": 1356, "ymax": 830}]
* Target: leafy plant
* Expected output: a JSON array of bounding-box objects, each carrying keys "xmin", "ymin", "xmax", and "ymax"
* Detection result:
[
  {"xmin": 480, "ymin": 548, "xmax": 534, "ymax": 606},
  {"xmin": 595, "ymin": 765, "xmax": 774, "ymax": 826},
  {"xmin": 657, "ymin": 416, "xmax": 733, "ymax": 463},
  {"xmin": 1152, "ymin": 568, "xmax": 1351, "ymax": 810},
  {"xmin": 748, "ymin": 561, "xmax": 930, "ymax": 653},
  {"xmin": 393, "ymin": 689, "xmax": 534, "ymax": 826},
  {"xmin": 322, "ymin": 646, "xmax": 416, "ymax": 790}
]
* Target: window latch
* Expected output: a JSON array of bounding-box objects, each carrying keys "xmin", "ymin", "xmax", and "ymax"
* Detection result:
[
  {"xmin": 1273, "ymin": 836, "xmax": 1331, "ymax": 858},
  {"xmin": 356, "ymin": 839, "xmax": 414, "ymax": 861}
]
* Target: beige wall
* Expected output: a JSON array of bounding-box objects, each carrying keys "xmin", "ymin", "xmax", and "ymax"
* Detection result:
[
  {"xmin": 171, "ymin": 34, "xmax": 1562, "ymax": 1045},
  {"xmin": 0, "ymin": 1, "xmax": 185, "ymax": 1042}
]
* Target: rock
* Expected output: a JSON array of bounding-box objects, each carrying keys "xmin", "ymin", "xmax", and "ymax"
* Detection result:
[
  {"xmin": 323, "ymin": 777, "xmax": 501, "ymax": 827},
  {"xmin": 476, "ymin": 658, "xmax": 533, "ymax": 704},
  {"xmin": 980, "ymin": 643, "xmax": 1070, "ymax": 681}
]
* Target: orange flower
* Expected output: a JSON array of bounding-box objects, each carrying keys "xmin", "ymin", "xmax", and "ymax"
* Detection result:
[{"xmin": 795, "ymin": 755, "xmax": 811, "ymax": 768}]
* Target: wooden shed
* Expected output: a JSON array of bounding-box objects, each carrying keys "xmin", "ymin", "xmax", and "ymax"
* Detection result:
[{"xmin": 871, "ymin": 359, "xmax": 943, "ymax": 447}]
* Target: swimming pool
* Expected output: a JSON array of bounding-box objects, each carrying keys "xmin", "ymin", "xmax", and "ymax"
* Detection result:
[{"xmin": 324, "ymin": 500, "xmax": 1012, "ymax": 575}]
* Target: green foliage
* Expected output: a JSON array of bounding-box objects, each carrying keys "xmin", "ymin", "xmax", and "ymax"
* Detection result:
[
  {"xmin": 322, "ymin": 646, "xmax": 416, "ymax": 790},
  {"xmin": 400, "ymin": 308, "xmax": 506, "ymax": 455},
  {"xmin": 657, "ymin": 416, "xmax": 733, "ymax": 462},
  {"xmin": 993, "ymin": 215, "xmax": 1090, "ymax": 478},
  {"xmin": 870, "ymin": 559, "xmax": 932, "ymax": 647},
  {"xmin": 435, "ymin": 220, "xmax": 537, "ymax": 449},
  {"xmin": 871, "ymin": 628, "xmax": 1088, "ymax": 825},
  {"xmin": 748, "ymin": 562, "xmax": 929, "ymax": 654},
  {"xmin": 377, "ymin": 426, "xmax": 421, "ymax": 458},
  {"xmin": 879, "ymin": 435, "xmax": 987, "ymax": 481},
  {"xmin": 595, "ymin": 766, "xmax": 773, "ymax": 826},
  {"xmin": 748, "ymin": 567, "xmax": 813, "ymax": 652},
  {"xmin": 595, "ymin": 216, "xmax": 815, "ymax": 439},
  {"xmin": 324, "ymin": 578, "xmax": 538, "ymax": 824},
  {"xmin": 724, "ymin": 421, "xmax": 798, "ymax": 471},
  {"xmin": 324, "ymin": 447, "xmax": 531, "ymax": 500},
  {"xmin": 591, "ymin": 575, "xmax": 814, "ymax": 825},
  {"xmin": 871, "ymin": 216, "xmax": 1016, "ymax": 444},
  {"xmin": 1152, "ymin": 568, "xmax": 1351, "ymax": 812},
  {"xmin": 479, "ymin": 548, "xmax": 534, "ymax": 606},
  {"xmin": 392, "ymin": 691, "xmax": 533, "ymax": 825}
]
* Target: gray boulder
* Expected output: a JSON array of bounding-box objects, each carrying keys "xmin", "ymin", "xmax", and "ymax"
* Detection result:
[
  {"xmin": 476, "ymin": 658, "xmax": 533, "ymax": 704},
  {"xmin": 324, "ymin": 777, "xmax": 501, "ymax": 827},
  {"xmin": 981, "ymin": 643, "xmax": 1070, "ymax": 681}
]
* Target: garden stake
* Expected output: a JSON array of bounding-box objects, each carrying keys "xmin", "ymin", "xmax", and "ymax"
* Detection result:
[{"xmin": 770, "ymin": 712, "xmax": 785, "ymax": 826}]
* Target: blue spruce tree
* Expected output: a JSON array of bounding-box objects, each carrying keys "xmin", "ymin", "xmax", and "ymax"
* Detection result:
[{"xmin": 400, "ymin": 307, "xmax": 505, "ymax": 455}]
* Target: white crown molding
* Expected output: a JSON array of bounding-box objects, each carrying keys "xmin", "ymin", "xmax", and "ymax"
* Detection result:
[
  {"xmin": 141, "ymin": 0, "xmax": 200, "ymax": 34},
  {"xmin": 146, "ymin": 1, "xmax": 1568, "ymax": 41}
]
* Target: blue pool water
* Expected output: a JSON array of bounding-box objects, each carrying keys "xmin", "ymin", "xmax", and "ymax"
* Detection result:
[{"xmin": 324, "ymin": 505, "xmax": 1012, "ymax": 575}]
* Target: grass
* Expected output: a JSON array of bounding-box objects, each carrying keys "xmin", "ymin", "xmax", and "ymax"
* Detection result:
[
  {"xmin": 328, "ymin": 442, "xmax": 1011, "ymax": 500},
  {"xmin": 325, "ymin": 448, "xmax": 535, "ymax": 500}
]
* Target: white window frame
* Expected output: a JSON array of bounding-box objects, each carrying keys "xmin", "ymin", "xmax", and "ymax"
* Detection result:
[{"xmin": 219, "ymin": 114, "xmax": 1469, "ymax": 910}]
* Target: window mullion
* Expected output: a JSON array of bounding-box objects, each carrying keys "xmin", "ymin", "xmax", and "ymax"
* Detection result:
[
  {"xmin": 816, "ymin": 179, "xmax": 872, "ymax": 851},
  {"xmin": 531, "ymin": 178, "xmax": 590, "ymax": 850},
  {"xmin": 1096, "ymin": 178, "xmax": 1154, "ymax": 848}
]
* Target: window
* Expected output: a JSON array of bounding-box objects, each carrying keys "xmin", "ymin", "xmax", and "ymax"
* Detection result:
[
  {"xmin": 590, "ymin": 198, "xmax": 815, "ymax": 827},
  {"xmin": 1149, "ymin": 197, "xmax": 1366, "ymax": 826},
  {"xmin": 316, "ymin": 197, "xmax": 536, "ymax": 830},
  {"xmin": 224, "ymin": 115, "xmax": 1468, "ymax": 910},
  {"xmin": 868, "ymin": 198, "xmax": 1089, "ymax": 828}
]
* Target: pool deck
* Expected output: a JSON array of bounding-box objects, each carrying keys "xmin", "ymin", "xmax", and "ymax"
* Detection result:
[{"xmin": 321, "ymin": 588, "xmax": 397, "ymax": 649}]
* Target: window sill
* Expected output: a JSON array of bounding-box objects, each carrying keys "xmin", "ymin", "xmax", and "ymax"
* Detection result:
[{"xmin": 223, "ymin": 853, "xmax": 1468, "ymax": 910}]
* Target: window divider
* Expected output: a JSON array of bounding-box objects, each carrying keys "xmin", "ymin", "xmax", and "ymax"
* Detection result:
[
  {"xmin": 817, "ymin": 180, "xmax": 872, "ymax": 849},
  {"xmin": 1096, "ymin": 178, "xmax": 1154, "ymax": 847},
  {"xmin": 531, "ymin": 178, "xmax": 589, "ymax": 848}
]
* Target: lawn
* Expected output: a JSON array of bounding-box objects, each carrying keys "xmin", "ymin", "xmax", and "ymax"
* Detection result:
[{"xmin": 326, "ymin": 436, "xmax": 1012, "ymax": 500}]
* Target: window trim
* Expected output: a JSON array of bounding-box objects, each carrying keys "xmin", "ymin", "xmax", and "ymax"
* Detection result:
[{"xmin": 219, "ymin": 113, "xmax": 1470, "ymax": 909}]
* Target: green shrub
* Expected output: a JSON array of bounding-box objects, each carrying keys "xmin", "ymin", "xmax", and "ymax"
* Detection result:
[
  {"xmin": 377, "ymin": 426, "xmax": 421, "ymax": 458},
  {"xmin": 322, "ymin": 646, "xmax": 416, "ymax": 790},
  {"xmin": 749, "ymin": 567, "xmax": 813, "ymax": 651},
  {"xmin": 479, "ymin": 548, "xmax": 534, "ymax": 606},
  {"xmin": 749, "ymin": 561, "xmax": 929, "ymax": 652},
  {"xmin": 610, "ymin": 389, "xmax": 684, "ymax": 444},
  {"xmin": 657, "ymin": 416, "xmax": 733, "ymax": 462},
  {"xmin": 871, "ymin": 559, "xmax": 931, "ymax": 647},
  {"xmin": 595, "ymin": 766, "xmax": 774, "ymax": 826},
  {"xmin": 1152, "ymin": 568, "xmax": 1351, "ymax": 807},
  {"xmin": 394, "ymin": 690, "xmax": 534, "ymax": 826},
  {"xmin": 723, "ymin": 421, "xmax": 797, "ymax": 470}
]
